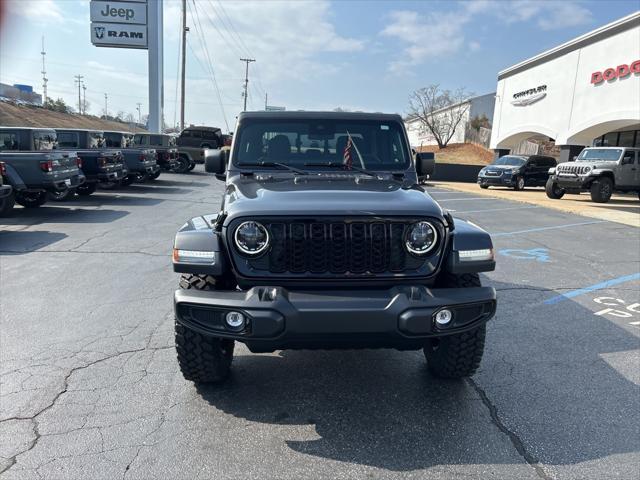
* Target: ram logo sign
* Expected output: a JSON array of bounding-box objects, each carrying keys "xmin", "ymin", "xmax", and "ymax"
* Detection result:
[{"xmin": 90, "ymin": 23, "xmax": 147, "ymax": 49}]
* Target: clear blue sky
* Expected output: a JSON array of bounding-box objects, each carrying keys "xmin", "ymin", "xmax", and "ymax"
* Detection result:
[{"xmin": 1, "ymin": 0, "xmax": 638, "ymax": 131}]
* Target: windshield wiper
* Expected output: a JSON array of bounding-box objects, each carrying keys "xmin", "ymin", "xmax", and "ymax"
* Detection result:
[
  {"xmin": 239, "ymin": 161, "xmax": 309, "ymax": 175},
  {"xmin": 304, "ymin": 162, "xmax": 377, "ymax": 177}
]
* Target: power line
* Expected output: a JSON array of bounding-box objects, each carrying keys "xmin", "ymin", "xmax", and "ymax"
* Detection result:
[{"xmin": 189, "ymin": 0, "xmax": 230, "ymax": 130}]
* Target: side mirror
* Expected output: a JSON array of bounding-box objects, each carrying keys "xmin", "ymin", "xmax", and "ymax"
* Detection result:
[
  {"xmin": 415, "ymin": 152, "xmax": 435, "ymax": 177},
  {"xmin": 204, "ymin": 149, "xmax": 227, "ymax": 174},
  {"xmin": 572, "ymin": 156, "xmax": 578, "ymax": 162}
]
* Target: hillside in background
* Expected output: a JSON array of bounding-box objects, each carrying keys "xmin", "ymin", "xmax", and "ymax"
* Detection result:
[
  {"xmin": 0, "ymin": 102, "xmax": 146, "ymax": 132},
  {"xmin": 417, "ymin": 143, "xmax": 494, "ymax": 165}
]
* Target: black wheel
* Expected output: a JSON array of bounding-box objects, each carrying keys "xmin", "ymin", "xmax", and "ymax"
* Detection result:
[
  {"xmin": 15, "ymin": 191, "xmax": 47, "ymax": 208},
  {"xmin": 424, "ymin": 273, "xmax": 486, "ymax": 379},
  {"xmin": 77, "ymin": 183, "xmax": 97, "ymax": 196},
  {"xmin": 480, "ymin": 185, "xmax": 489, "ymax": 189},
  {"xmin": 48, "ymin": 189, "xmax": 73, "ymax": 201},
  {"xmin": 120, "ymin": 176, "xmax": 135, "ymax": 187},
  {"xmin": 175, "ymin": 274, "xmax": 235, "ymax": 384},
  {"xmin": 514, "ymin": 176, "xmax": 525, "ymax": 191},
  {"xmin": 0, "ymin": 192, "xmax": 15, "ymax": 216},
  {"xmin": 545, "ymin": 178, "xmax": 565, "ymax": 199},
  {"xmin": 150, "ymin": 170, "xmax": 161, "ymax": 180},
  {"xmin": 590, "ymin": 177, "xmax": 613, "ymax": 203},
  {"xmin": 188, "ymin": 162, "xmax": 196, "ymax": 171},
  {"xmin": 174, "ymin": 156, "xmax": 190, "ymax": 173}
]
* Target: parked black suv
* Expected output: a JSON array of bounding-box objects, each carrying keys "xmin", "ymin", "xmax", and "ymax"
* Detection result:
[
  {"xmin": 172, "ymin": 111, "xmax": 497, "ymax": 385},
  {"xmin": 478, "ymin": 154, "xmax": 556, "ymax": 190},
  {"xmin": 177, "ymin": 126, "xmax": 222, "ymax": 149}
]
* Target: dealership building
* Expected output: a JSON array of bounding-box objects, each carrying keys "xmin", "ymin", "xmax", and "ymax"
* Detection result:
[{"xmin": 490, "ymin": 11, "xmax": 640, "ymax": 163}]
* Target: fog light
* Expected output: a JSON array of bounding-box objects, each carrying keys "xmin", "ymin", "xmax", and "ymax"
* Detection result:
[
  {"xmin": 435, "ymin": 309, "xmax": 453, "ymax": 327},
  {"xmin": 225, "ymin": 311, "xmax": 246, "ymax": 330}
]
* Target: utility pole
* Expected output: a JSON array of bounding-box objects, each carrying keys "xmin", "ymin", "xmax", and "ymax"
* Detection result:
[
  {"xmin": 240, "ymin": 58, "xmax": 255, "ymax": 112},
  {"xmin": 136, "ymin": 103, "xmax": 142, "ymax": 124},
  {"xmin": 180, "ymin": 0, "xmax": 189, "ymax": 131},
  {"xmin": 264, "ymin": 92, "xmax": 267, "ymax": 111},
  {"xmin": 41, "ymin": 36, "xmax": 48, "ymax": 106},
  {"xmin": 104, "ymin": 93, "xmax": 108, "ymax": 117},
  {"xmin": 74, "ymin": 75, "xmax": 83, "ymax": 114},
  {"xmin": 82, "ymin": 82, "xmax": 87, "ymax": 114}
]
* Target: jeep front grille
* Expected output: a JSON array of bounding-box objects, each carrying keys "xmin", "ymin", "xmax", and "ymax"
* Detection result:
[
  {"xmin": 558, "ymin": 164, "xmax": 590, "ymax": 175},
  {"xmin": 229, "ymin": 218, "xmax": 443, "ymax": 278}
]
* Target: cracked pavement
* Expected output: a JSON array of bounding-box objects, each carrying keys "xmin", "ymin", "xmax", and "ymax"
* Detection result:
[{"xmin": 1, "ymin": 170, "xmax": 639, "ymax": 479}]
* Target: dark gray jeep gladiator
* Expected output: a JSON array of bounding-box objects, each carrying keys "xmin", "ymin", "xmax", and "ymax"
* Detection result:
[
  {"xmin": 0, "ymin": 127, "xmax": 85, "ymax": 209},
  {"xmin": 55, "ymin": 129, "xmax": 128, "ymax": 198},
  {"xmin": 172, "ymin": 111, "xmax": 497, "ymax": 384},
  {"xmin": 546, "ymin": 147, "xmax": 640, "ymax": 203},
  {"xmin": 103, "ymin": 131, "xmax": 160, "ymax": 184},
  {"xmin": 133, "ymin": 133, "xmax": 179, "ymax": 172}
]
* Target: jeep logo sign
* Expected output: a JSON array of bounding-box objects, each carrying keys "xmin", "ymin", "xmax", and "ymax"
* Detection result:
[
  {"xmin": 90, "ymin": 1, "xmax": 147, "ymax": 25},
  {"xmin": 591, "ymin": 60, "xmax": 640, "ymax": 85}
]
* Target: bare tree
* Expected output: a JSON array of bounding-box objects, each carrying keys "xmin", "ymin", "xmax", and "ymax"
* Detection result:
[{"xmin": 408, "ymin": 85, "xmax": 473, "ymax": 148}]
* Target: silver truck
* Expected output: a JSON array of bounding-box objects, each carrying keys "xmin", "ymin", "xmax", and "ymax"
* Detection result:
[{"xmin": 546, "ymin": 147, "xmax": 640, "ymax": 203}]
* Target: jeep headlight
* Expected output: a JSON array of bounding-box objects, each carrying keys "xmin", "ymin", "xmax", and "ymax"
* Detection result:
[
  {"xmin": 234, "ymin": 221, "xmax": 269, "ymax": 255},
  {"xmin": 405, "ymin": 221, "xmax": 438, "ymax": 255}
]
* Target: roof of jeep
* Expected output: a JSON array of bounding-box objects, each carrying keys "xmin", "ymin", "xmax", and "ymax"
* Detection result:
[{"xmin": 238, "ymin": 111, "xmax": 403, "ymax": 122}]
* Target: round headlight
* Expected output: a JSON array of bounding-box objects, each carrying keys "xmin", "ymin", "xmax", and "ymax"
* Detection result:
[
  {"xmin": 234, "ymin": 221, "xmax": 269, "ymax": 255},
  {"xmin": 405, "ymin": 221, "xmax": 438, "ymax": 255}
]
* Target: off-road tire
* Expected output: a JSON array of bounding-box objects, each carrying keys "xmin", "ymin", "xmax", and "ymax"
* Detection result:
[
  {"xmin": 480, "ymin": 185, "xmax": 489, "ymax": 189},
  {"xmin": 120, "ymin": 175, "xmax": 135, "ymax": 187},
  {"xmin": 590, "ymin": 177, "xmax": 613, "ymax": 203},
  {"xmin": 545, "ymin": 178, "xmax": 565, "ymax": 199},
  {"xmin": 175, "ymin": 322, "xmax": 234, "ymax": 384},
  {"xmin": 0, "ymin": 192, "xmax": 15, "ymax": 216},
  {"xmin": 77, "ymin": 183, "xmax": 97, "ymax": 196},
  {"xmin": 176, "ymin": 274, "xmax": 235, "ymax": 384},
  {"xmin": 174, "ymin": 156, "xmax": 190, "ymax": 173},
  {"xmin": 425, "ymin": 272, "xmax": 486, "ymax": 379},
  {"xmin": 514, "ymin": 176, "xmax": 525, "ymax": 191},
  {"xmin": 150, "ymin": 170, "xmax": 161, "ymax": 180},
  {"xmin": 188, "ymin": 162, "xmax": 196, "ymax": 171},
  {"xmin": 48, "ymin": 189, "xmax": 73, "ymax": 201},
  {"xmin": 15, "ymin": 191, "xmax": 47, "ymax": 208}
]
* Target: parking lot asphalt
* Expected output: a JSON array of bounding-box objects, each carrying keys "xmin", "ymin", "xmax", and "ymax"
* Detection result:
[{"xmin": 1, "ymin": 170, "xmax": 638, "ymax": 480}]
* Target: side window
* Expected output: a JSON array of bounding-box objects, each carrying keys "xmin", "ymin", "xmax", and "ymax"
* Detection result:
[
  {"xmin": 150, "ymin": 135, "xmax": 163, "ymax": 145},
  {"xmin": 33, "ymin": 131, "xmax": 57, "ymax": 151},
  {"xmin": 0, "ymin": 131, "xmax": 19, "ymax": 151},
  {"xmin": 621, "ymin": 152, "xmax": 634, "ymax": 165},
  {"xmin": 57, "ymin": 132, "xmax": 79, "ymax": 148}
]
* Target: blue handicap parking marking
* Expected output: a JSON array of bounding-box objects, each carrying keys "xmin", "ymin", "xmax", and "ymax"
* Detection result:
[{"xmin": 499, "ymin": 248, "xmax": 551, "ymax": 263}]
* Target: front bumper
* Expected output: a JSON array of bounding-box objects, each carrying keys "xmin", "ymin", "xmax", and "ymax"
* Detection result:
[
  {"xmin": 0, "ymin": 184, "xmax": 12, "ymax": 199},
  {"xmin": 478, "ymin": 175, "xmax": 515, "ymax": 187},
  {"xmin": 552, "ymin": 174, "xmax": 590, "ymax": 189},
  {"xmin": 175, "ymin": 285, "xmax": 496, "ymax": 350}
]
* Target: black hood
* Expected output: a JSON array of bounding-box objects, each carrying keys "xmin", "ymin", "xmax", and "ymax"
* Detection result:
[{"xmin": 222, "ymin": 174, "xmax": 443, "ymax": 221}]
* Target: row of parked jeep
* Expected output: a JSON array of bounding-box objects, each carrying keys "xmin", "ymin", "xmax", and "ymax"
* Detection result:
[{"xmin": 0, "ymin": 127, "xmax": 203, "ymax": 215}]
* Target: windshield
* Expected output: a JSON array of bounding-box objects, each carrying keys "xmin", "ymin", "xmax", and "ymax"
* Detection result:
[
  {"xmin": 577, "ymin": 149, "xmax": 622, "ymax": 161},
  {"xmin": 104, "ymin": 133, "xmax": 122, "ymax": 148},
  {"xmin": 233, "ymin": 120, "xmax": 410, "ymax": 171},
  {"xmin": 493, "ymin": 156, "xmax": 525, "ymax": 166}
]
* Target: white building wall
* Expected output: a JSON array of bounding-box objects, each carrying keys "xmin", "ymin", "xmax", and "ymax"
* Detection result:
[{"xmin": 491, "ymin": 13, "xmax": 640, "ymax": 149}]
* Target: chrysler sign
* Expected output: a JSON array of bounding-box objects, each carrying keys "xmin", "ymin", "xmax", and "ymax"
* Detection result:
[{"xmin": 90, "ymin": 0, "xmax": 147, "ymax": 49}]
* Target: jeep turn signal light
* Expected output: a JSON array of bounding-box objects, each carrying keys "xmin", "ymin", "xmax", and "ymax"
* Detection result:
[
  {"xmin": 173, "ymin": 249, "xmax": 216, "ymax": 264},
  {"xmin": 458, "ymin": 249, "xmax": 494, "ymax": 262}
]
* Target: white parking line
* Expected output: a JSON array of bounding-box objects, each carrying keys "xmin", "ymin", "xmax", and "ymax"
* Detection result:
[
  {"xmin": 455, "ymin": 205, "xmax": 540, "ymax": 214},
  {"xmin": 436, "ymin": 197, "xmax": 498, "ymax": 202}
]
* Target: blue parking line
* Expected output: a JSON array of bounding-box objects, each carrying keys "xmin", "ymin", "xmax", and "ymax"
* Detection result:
[
  {"xmin": 544, "ymin": 273, "xmax": 640, "ymax": 305},
  {"xmin": 492, "ymin": 220, "xmax": 607, "ymax": 237}
]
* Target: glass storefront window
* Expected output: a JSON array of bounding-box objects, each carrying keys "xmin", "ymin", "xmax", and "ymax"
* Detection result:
[
  {"xmin": 618, "ymin": 130, "xmax": 636, "ymax": 147},
  {"xmin": 602, "ymin": 132, "xmax": 619, "ymax": 146}
]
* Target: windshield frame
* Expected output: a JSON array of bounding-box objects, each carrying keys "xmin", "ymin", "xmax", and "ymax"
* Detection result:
[
  {"xmin": 230, "ymin": 118, "xmax": 412, "ymax": 173},
  {"xmin": 576, "ymin": 148, "xmax": 623, "ymax": 162}
]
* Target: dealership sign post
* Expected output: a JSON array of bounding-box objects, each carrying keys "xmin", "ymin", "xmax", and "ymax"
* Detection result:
[{"xmin": 90, "ymin": 0, "xmax": 163, "ymax": 133}]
